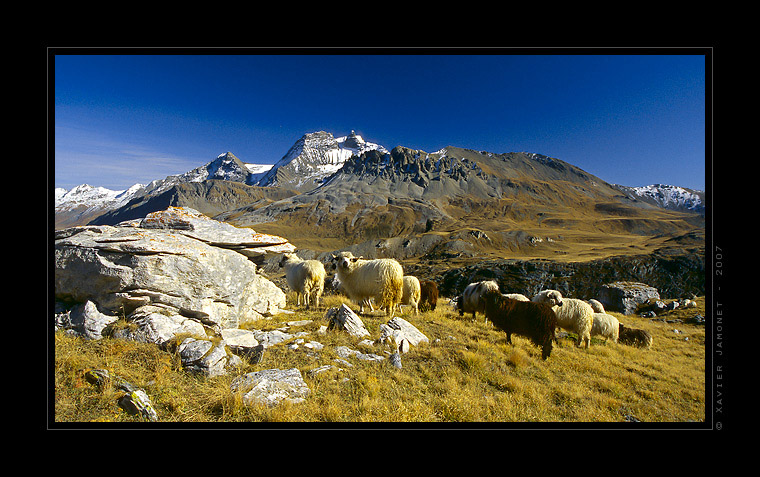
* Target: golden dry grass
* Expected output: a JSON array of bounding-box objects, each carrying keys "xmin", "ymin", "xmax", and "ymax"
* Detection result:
[{"xmin": 53, "ymin": 294, "xmax": 706, "ymax": 425}]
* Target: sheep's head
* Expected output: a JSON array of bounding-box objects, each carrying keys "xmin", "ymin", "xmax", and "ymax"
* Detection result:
[
  {"xmin": 545, "ymin": 290, "xmax": 563, "ymax": 307},
  {"xmin": 335, "ymin": 255, "xmax": 360, "ymax": 271},
  {"xmin": 278, "ymin": 252, "xmax": 296, "ymax": 268}
]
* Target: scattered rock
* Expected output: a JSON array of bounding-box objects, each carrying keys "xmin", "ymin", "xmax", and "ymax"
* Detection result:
[
  {"xmin": 231, "ymin": 368, "xmax": 311, "ymax": 407},
  {"xmin": 84, "ymin": 368, "xmax": 158, "ymax": 421},
  {"xmin": 378, "ymin": 317, "xmax": 429, "ymax": 353},
  {"xmin": 117, "ymin": 389, "xmax": 159, "ymax": 422},
  {"xmin": 63, "ymin": 300, "xmax": 119, "ymax": 340},
  {"xmin": 325, "ymin": 304, "xmax": 371, "ymax": 338},
  {"xmin": 110, "ymin": 305, "xmax": 207, "ymax": 346},
  {"xmin": 389, "ymin": 352, "xmax": 403, "ymax": 369},
  {"xmin": 336, "ymin": 345, "xmax": 385, "ymax": 362},
  {"xmin": 178, "ymin": 337, "xmax": 241, "ymax": 377}
]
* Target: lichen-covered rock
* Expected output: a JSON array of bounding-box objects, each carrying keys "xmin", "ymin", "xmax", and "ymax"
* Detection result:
[
  {"xmin": 54, "ymin": 207, "xmax": 291, "ymax": 329},
  {"xmin": 231, "ymin": 368, "xmax": 310, "ymax": 407}
]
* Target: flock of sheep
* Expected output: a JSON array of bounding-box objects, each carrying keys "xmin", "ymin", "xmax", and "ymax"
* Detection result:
[{"xmin": 277, "ymin": 252, "xmax": 653, "ymax": 361}]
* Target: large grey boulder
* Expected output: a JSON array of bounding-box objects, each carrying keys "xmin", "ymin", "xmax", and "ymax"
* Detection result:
[
  {"xmin": 54, "ymin": 207, "xmax": 292, "ymax": 329},
  {"xmin": 598, "ymin": 281, "xmax": 661, "ymax": 315}
]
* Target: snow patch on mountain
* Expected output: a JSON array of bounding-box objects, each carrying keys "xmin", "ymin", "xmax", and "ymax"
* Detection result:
[
  {"xmin": 55, "ymin": 183, "xmax": 145, "ymax": 212},
  {"xmin": 618, "ymin": 183, "xmax": 704, "ymax": 213}
]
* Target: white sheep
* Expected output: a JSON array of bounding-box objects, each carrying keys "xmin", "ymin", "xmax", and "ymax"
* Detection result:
[
  {"xmin": 588, "ymin": 299, "xmax": 605, "ymax": 314},
  {"xmin": 330, "ymin": 252, "xmax": 403, "ymax": 316},
  {"xmin": 278, "ymin": 253, "xmax": 326, "ymax": 309},
  {"xmin": 401, "ymin": 275, "xmax": 421, "ymax": 315},
  {"xmin": 503, "ymin": 293, "xmax": 529, "ymax": 302},
  {"xmin": 532, "ymin": 289, "xmax": 594, "ymax": 348},
  {"xmin": 459, "ymin": 280, "xmax": 500, "ymax": 321},
  {"xmin": 591, "ymin": 313, "xmax": 619, "ymax": 343}
]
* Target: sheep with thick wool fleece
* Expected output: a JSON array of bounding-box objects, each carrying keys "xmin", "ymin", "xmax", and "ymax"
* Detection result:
[
  {"xmin": 591, "ymin": 313, "xmax": 619, "ymax": 343},
  {"xmin": 588, "ymin": 299, "xmax": 605, "ymax": 314},
  {"xmin": 532, "ymin": 289, "xmax": 593, "ymax": 348},
  {"xmin": 503, "ymin": 293, "xmax": 529, "ymax": 302},
  {"xmin": 401, "ymin": 276, "xmax": 421, "ymax": 315},
  {"xmin": 458, "ymin": 280, "xmax": 500, "ymax": 321},
  {"xmin": 330, "ymin": 252, "xmax": 403, "ymax": 316},
  {"xmin": 278, "ymin": 253, "xmax": 326, "ymax": 309}
]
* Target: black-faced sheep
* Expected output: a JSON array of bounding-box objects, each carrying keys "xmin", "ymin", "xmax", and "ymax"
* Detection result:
[
  {"xmin": 401, "ymin": 275, "xmax": 421, "ymax": 315},
  {"xmin": 591, "ymin": 313, "xmax": 619, "ymax": 343},
  {"xmin": 532, "ymin": 289, "xmax": 593, "ymax": 349},
  {"xmin": 479, "ymin": 288, "xmax": 557, "ymax": 360},
  {"xmin": 419, "ymin": 280, "xmax": 439, "ymax": 312},
  {"xmin": 278, "ymin": 253, "xmax": 326, "ymax": 309},
  {"xmin": 330, "ymin": 252, "xmax": 403, "ymax": 316},
  {"xmin": 618, "ymin": 323, "xmax": 653, "ymax": 349},
  {"xmin": 458, "ymin": 280, "xmax": 500, "ymax": 321}
]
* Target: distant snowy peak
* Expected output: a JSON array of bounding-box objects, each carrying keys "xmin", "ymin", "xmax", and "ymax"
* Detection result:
[
  {"xmin": 55, "ymin": 183, "xmax": 145, "ymax": 211},
  {"xmin": 619, "ymin": 183, "xmax": 704, "ymax": 213},
  {"xmin": 257, "ymin": 130, "xmax": 389, "ymax": 191}
]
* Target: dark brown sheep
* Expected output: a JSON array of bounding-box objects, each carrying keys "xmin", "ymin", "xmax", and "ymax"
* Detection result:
[
  {"xmin": 419, "ymin": 280, "xmax": 439, "ymax": 312},
  {"xmin": 618, "ymin": 324, "xmax": 653, "ymax": 349},
  {"xmin": 479, "ymin": 288, "xmax": 557, "ymax": 360}
]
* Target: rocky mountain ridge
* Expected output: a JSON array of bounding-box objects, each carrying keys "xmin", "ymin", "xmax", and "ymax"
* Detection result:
[{"xmin": 55, "ymin": 130, "xmax": 704, "ymax": 237}]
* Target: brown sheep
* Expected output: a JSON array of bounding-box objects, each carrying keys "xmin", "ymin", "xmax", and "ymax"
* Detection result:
[
  {"xmin": 419, "ymin": 280, "xmax": 439, "ymax": 312},
  {"xmin": 618, "ymin": 324, "xmax": 653, "ymax": 349},
  {"xmin": 479, "ymin": 288, "xmax": 558, "ymax": 360}
]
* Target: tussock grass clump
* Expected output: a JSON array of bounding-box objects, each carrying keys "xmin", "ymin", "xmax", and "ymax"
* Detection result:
[{"xmin": 53, "ymin": 295, "xmax": 706, "ymax": 424}]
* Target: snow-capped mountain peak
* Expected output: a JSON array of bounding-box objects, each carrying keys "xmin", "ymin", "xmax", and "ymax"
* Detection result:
[
  {"xmin": 257, "ymin": 130, "xmax": 389, "ymax": 192},
  {"xmin": 616, "ymin": 183, "xmax": 704, "ymax": 213}
]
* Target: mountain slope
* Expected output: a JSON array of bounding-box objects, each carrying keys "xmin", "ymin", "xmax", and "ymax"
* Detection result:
[
  {"xmin": 218, "ymin": 145, "xmax": 702, "ymax": 252},
  {"xmin": 89, "ymin": 180, "xmax": 297, "ymax": 226}
]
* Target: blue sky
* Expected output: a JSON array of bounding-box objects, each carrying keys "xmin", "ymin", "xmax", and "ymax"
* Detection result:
[{"xmin": 54, "ymin": 52, "xmax": 707, "ymax": 191}]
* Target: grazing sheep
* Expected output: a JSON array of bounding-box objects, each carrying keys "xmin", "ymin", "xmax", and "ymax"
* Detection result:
[
  {"xmin": 591, "ymin": 313, "xmax": 620, "ymax": 343},
  {"xmin": 479, "ymin": 288, "xmax": 557, "ymax": 360},
  {"xmin": 533, "ymin": 290, "xmax": 593, "ymax": 348},
  {"xmin": 588, "ymin": 299, "xmax": 605, "ymax": 314},
  {"xmin": 618, "ymin": 324, "xmax": 653, "ymax": 349},
  {"xmin": 503, "ymin": 293, "xmax": 530, "ymax": 302},
  {"xmin": 278, "ymin": 253, "xmax": 326, "ymax": 309},
  {"xmin": 401, "ymin": 276, "xmax": 421, "ymax": 315},
  {"xmin": 458, "ymin": 280, "xmax": 500, "ymax": 321},
  {"xmin": 532, "ymin": 289, "xmax": 563, "ymax": 307},
  {"xmin": 330, "ymin": 252, "xmax": 403, "ymax": 316},
  {"xmin": 419, "ymin": 280, "xmax": 439, "ymax": 312}
]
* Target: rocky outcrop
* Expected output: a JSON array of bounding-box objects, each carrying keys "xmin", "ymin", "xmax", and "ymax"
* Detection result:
[
  {"xmin": 439, "ymin": 249, "xmax": 704, "ymax": 303},
  {"xmin": 598, "ymin": 281, "xmax": 661, "ymax": 315},
  {"xmin": 55, "ymin": 207, "xmax": 294, "ymax": 329}
]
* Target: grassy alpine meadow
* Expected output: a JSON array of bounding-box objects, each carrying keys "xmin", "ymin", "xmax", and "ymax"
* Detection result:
[{"xmin": 53, "ymin": 294, "xmax": 706, "ymax": 425}]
